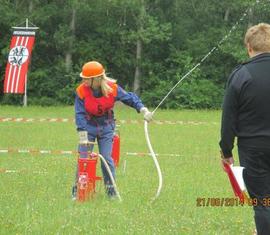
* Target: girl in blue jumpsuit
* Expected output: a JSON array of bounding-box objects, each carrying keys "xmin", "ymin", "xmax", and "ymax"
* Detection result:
[{"xmin": 72, "ymin": 61, "xmax": 152, "ymax": 198}]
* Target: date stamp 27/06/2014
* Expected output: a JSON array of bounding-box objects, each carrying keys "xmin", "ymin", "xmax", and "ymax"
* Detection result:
[{"xmin": 196, "ymin": 197, "xmax": 264, "ymax": 207}]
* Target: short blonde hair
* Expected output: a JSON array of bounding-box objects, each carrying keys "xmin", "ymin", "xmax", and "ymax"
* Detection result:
[{"xmin": 244, "ymin": 23, "xmax": 270, "ymax": 52}]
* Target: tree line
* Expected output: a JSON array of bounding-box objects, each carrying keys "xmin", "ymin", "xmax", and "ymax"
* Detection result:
[{"xmin": 0, "ymin": 0, "xmax": 269, "ymax": 108}]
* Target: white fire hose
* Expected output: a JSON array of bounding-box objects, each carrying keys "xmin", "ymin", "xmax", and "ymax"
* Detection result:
[
  {"xmin": 144, "ymin": 121, "xmax": 163, "ymax": 201},
  {"xmin": 98, "ymin": 153, "xmax": 122, "ymax": 202}
]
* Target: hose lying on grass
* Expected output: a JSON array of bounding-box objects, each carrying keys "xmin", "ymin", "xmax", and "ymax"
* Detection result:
[{"xmin": 98, "ymin": 153, "xmax": 122, "ymax": 202}]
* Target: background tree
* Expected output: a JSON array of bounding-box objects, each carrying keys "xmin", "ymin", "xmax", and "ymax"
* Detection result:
[{"xmin": 0, "ymin": 0, "xmax": 269, "ymax": 108}]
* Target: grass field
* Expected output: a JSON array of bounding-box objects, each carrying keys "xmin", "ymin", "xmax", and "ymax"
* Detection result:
[{"xmin": 0, "ymin": 105, "xmax": 254, "ymax": 235}]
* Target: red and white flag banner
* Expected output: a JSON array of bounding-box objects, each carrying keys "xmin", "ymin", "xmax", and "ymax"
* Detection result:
[{"xmin": 3, "ymin": 30, "xmax": 36, "ymax": 94}]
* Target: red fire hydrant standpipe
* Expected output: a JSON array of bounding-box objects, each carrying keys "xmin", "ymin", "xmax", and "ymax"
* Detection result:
[
  {"xmin": 77, "ymin": 150, "xmax": 122, "ymax": 202},
  {"xmin": 77, "ymin": 154, "xmax": 101, "ymax": 202}
]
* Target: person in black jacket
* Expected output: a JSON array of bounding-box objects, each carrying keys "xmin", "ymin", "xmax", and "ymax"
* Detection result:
[{"xmin": 220, "ymin": 23, "xmax": 270, "ymax": 235}]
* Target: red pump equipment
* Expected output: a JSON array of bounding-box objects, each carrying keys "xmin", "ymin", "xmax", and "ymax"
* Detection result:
[{"xmin": 77, "ymin": 153, "xmax": 102, "ymax": 202}]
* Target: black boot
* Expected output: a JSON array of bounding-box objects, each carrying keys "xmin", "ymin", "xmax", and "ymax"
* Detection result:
[
  {"xmin": 72, "ymin": 185, "xmax": 77, "ymax": 201},
  {"xmin": 106, "ymin": 184, "xmax": 116, "ymax": 198}
]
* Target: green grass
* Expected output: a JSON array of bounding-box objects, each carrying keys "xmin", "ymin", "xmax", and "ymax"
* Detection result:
[{"xmin": 0, "ymin": 105, "xmax": 254, "ymax": 235}]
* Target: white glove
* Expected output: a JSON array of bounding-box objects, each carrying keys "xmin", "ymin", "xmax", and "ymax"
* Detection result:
[
  {"xmin": 140, "ymin": 107, "xmax": 153, "ymax": 122},
  {"xmin": 78, "ymin": 131, "xmax": 88, "ymax": 145}
]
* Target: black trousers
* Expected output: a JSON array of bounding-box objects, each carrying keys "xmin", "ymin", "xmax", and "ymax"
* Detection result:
[{"xmin": 238, "ymin": 147, "xmax": 270, "ymax": 235}]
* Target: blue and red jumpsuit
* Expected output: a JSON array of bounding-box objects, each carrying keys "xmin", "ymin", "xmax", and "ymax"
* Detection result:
[{"xmin": 74, "ymin": 82, "xmax": 144, "ymax": 195}]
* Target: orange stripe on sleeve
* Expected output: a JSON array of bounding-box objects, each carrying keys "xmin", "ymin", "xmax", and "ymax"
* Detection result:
[
  {"xmin": 112, "ymin": 83, "xmax": 118, "ymax": 97},
  {"xmin": 76, "ymin": 84, "xmax": 85, "ymax": 99}
]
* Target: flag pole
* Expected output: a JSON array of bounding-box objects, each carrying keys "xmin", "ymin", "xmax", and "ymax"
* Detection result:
[
  {"xmin": 23, "ymin": 74, "xmax": 27, "ymax": 106},
  {"xmin": 23, "ymin": 19, "xmax": 29, "ymax": 107}
]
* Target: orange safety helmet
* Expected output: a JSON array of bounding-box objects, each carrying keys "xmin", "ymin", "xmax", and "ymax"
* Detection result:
[{"xmin": 80, "ymin": 61, "xmax": 105, "ymax": 79}]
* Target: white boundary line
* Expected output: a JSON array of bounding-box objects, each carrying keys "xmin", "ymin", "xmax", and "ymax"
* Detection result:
[
  {"xmin": 0, "ymin": 168, "xmax": 47, "ymax": 174},
  {"xmin": 0, "ymin": 117, "xmax": 218, "ymax": 125},
  {"xmin": 0, "ymin": 148, "xmax": 181, "ymax": 157}
]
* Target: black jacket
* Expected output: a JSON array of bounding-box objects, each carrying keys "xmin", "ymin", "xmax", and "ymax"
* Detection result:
[{"xmin": 220, "ymin": 53, "xmax": 270, "ymax": 158}]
